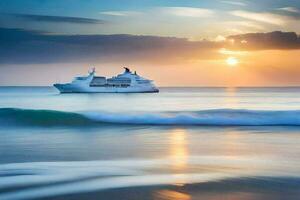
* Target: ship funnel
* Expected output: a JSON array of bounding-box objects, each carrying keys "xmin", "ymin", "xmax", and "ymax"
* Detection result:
[{"xmin": 124, "ymin": 67, "xmax": 131, "ymax": 73}]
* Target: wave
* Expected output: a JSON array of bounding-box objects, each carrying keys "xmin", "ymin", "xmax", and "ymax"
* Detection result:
[{"xmin": 1, "ymin": 108, "xmax": 300, "ymax": 126}]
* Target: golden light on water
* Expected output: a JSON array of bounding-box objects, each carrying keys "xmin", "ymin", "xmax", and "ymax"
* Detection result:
[
  {"xmin": 170, "ymin": 129, "xmax": 188, "ymax": 172},
  {"xmin": 155, "ymin": 190, "xmax": 191, "ymax": 200},
  {"xmin": 168, "ymin": 129, "xmax": 190, "ymax": 186},
  {"xmin": 226, "ymin": 57, "xmax": 239, "ymax": 66}
]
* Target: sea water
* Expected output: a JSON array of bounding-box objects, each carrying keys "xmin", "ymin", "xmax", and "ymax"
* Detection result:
[{"xmin": 0, "ymin": 87, "xmax": 300, "ymax": 200}]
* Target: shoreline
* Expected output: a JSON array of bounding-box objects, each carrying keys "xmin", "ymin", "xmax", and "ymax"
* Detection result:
[{"xmin": 39, "ymin": 177, "xmax": 300, "ymax": 200}]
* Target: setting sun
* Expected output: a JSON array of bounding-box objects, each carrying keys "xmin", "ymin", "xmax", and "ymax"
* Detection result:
[{"xmin": 226, "ymin": 57, "xmax": 239, "ymax": 66}]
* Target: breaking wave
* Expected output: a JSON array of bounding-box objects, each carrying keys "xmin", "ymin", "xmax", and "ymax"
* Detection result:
[{"xmin": 1, "ymin": 108, "xmax": 300, "ymax": 126}]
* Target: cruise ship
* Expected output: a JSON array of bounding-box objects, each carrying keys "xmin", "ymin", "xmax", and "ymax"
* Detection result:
[{"xmin": 53, "ymin": 67, "xmax": 159, "ymax": 93}]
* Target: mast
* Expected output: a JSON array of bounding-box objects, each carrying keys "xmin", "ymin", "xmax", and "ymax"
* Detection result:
[{"xmin": 89, "ymin": 67, "xmax": 96, "ymax": 76}]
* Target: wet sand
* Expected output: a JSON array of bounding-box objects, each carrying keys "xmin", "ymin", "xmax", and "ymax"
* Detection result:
[{"xmin": 44, "ymin": 177, "xmax": 300, "ymax": 200}]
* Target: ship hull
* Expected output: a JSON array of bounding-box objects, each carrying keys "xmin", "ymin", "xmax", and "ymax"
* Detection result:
[{"xmin": 53, "ymin": 84, "xmax": 159, "ymax": 93}]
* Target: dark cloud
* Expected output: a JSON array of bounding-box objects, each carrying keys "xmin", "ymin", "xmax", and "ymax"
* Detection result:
[
  {"xmin": 0, "ymin": 28, "xmax": 221, "ymax": 64},
  {"xmin": 7, "ymin": 14, "xmax": 106, "ymax": 24},
  {"xmin": 274, "ymin": 8, "xmax": 300, "ymax": 20},
  {"xmin": 227, "ymin": 31, "xmax": 300, "ymax": 50},
  {"xmin": 1, "ymin": 28, "xmax": 300, "ymax": 65}
]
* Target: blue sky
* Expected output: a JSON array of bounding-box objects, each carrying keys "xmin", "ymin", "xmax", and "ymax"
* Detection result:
[
  {"xmin": 1, "ymin": 0, "xmax": 299, "ymax": 14},
  {"xmin": 1, "ymin": 0, "xmax": 300, "ymax": 37},
  {"xmin": 1, "ymin": 0, "xmax": 299, "ymax": 13}
]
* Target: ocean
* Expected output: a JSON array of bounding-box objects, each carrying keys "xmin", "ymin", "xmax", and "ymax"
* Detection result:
[{"xmin": 1, "ymin": 87, "xmax": 300, "ymax": 200}]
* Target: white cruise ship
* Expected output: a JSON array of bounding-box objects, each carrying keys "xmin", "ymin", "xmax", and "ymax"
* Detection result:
[{"xmin": 53, "ymin": 67, "xmax": 159, "ymax": 93}]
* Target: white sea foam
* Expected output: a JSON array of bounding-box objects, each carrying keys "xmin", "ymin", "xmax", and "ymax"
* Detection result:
[{"xmin": 83, "ymin": 109, "xmax": 300, "ymax": 126}]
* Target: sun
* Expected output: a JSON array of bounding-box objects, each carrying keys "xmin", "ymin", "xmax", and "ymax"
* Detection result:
[{"xmin": 226, "ymin": 57, "xmax": 239, "ymax": 66}]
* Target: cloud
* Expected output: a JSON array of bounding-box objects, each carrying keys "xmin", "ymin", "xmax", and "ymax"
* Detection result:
[
  {"xmin": 220, "ymin": 1, "xmax": 247, "ymax": 6},
  {"xmin": 0, "ymin": 28, "xmax": 221, "ymax": 65},
  {"xmin": 99, "ymin": 7, "xmax": 215, "ymax": 18},
  {"xmin": 1, "ymin": 28, "xmax": 299, "ymax": 65},
  {"xmin": 10, "ymin": 14, "xmax": 106, "ymax": 24},
  {"xmin": 227, "ymin": 31, "xmax": 300, "ymax": 50},
  {"xmin": 158, "ymin": 7, "xmax": 215, "ymax": 18},
  {"xmin": 230, "ymin": 10, "xmax": 287, "ymax": 25},
  {"xmin": 99, "ymin": 11, "xmax": 141, "ymax": 16},
  {"xmin": 277, "ymin": 7, "xmax": 300, "ymax": 14},
  {"xmin": 224, "ymin": 20, "xmax": 266, "ymax": 31}
]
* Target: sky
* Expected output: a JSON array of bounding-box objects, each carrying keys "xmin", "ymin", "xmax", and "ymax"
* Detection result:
[{"xmin": 0, "ymin": 0, "xmax": 300, "ymax": 86}]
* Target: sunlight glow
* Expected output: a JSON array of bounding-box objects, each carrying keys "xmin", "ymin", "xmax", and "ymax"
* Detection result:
[
  {"xmin": 226, "ymin": 57, "xmax": 239, "ymax": 66},
  {"xmin": 219, "ymin": 48, "xmax": 248, "ymax": 55}
]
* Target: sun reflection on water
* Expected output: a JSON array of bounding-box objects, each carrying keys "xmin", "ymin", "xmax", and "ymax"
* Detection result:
[
  {"xmin": 155, "ymin": 190, "xmax": 191, "ymax": 200},
  {"xmin": 224, "ymin": 87, "xmax": 239, "ymax": 108},
  {"xmin": 170, "ymin": 129, "xmax": 188, "ymax": 172},
  {"xmin": 168, "ymin": 129, "xmax": 190, "ymax": 186}
]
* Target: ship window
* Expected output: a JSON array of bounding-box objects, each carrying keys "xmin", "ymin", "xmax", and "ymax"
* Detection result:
[{"xmin": 76, "ymin": 77, "xmax": 87, "ymax": 80}]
